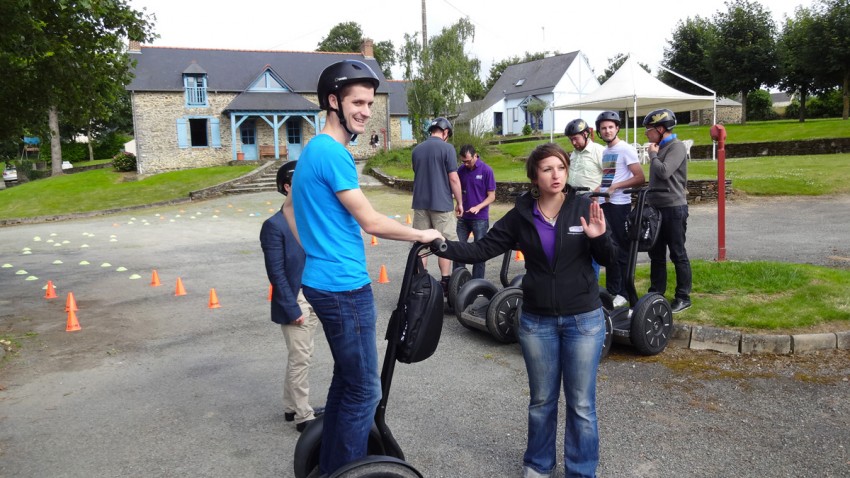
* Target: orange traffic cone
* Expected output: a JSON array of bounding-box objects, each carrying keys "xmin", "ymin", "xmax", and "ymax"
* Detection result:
[
  {"xmin": 65, "ymin": 292, "xmax": 78, "ymax": 312},
  {"xmin": 66, "ymin": 309, "xmax": 81, "ymax": 332},
  {"xmin": 208, "ymin": 288, "xmax": 221, "ymax": 309},
  {"xmin": 378, "ymin": 265, "xmax": 390, "ymax": 283},
  {"xmin": 44, "ymin": 280, "xmax": 58, "ymax": 299},
  {"xmin": 150, "ymin": 270, "xmax": 161, "ymax": 287},
  {"xmin": 371, "ymin": 235, "xmax": 379, "ymax": 246},
  {"xmin": 268, "ymin": 284, "xmax": 273, "ymax": 301},
  {"xmin": 175, "ymin": 277, "xmax": 187, "ymax": 296},
  {"xmin": 514, "ymin": 250, "xmax": 525, "ymax": 262},
  {"xmin": 406, "ymin": 214, "xmax": 412, "ymax": 225}
]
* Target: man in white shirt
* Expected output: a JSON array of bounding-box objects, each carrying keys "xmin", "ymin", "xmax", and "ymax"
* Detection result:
[{"xmin": 595, "ymin": 111, "xmax": 645, "ymax": 306}]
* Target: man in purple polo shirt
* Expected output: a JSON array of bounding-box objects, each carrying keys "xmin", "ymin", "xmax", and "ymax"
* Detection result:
[{"xmin": 455, "ymin": 144, "xmax": 496, "ymax": 279}]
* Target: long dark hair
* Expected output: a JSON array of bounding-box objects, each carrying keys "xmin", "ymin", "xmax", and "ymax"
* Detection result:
[{"xmin": 526, "ymin": 143, "xmax": 570, "ymax": 182}]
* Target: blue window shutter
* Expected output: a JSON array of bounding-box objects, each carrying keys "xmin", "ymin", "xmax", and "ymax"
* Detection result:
[
  {"xmin": 176, "ymin": 118, "xmax": 189, "ymax": 148},
  {"xmin": 210, "ymin": 117, "xmax": 221, "ymax": 147}
]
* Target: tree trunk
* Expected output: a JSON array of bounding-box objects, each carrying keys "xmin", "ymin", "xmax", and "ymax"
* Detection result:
[
  {"xmin": 49, "ymin": 104, "xmax": 63, "ymax": 176},
  {"xmin": 740, "ymin": 90, "xmax": 748, "ymax": 125},
  {"xmin": 843, "ymin": 72, "xmax": 849, "ymax": 120},
  {"xmin": 87, "ymin": 125, "xmax": 94, "ymax": 161},
  {"xmin": 799, "ymin": 90, "xmax": 807, "ymax": 123}
]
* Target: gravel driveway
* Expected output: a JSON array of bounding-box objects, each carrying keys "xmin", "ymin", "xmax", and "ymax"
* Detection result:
[{"xmin": 0, "ymin": 192, "xmax": 848, "ymax": 477}]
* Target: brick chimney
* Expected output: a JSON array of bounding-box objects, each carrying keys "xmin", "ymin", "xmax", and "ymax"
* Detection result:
[
  {"xmin": 128, "ymin": 40, "xmax": 141, "ymax": 53},
  {"xmin": 361, "ymin": 38, "xmax": 374, "ymax": 58}
]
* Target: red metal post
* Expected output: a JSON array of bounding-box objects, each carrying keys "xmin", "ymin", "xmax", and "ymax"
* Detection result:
[{"xmin": 710, "ymin": 125, "xmax": 727, "ymax": 261}]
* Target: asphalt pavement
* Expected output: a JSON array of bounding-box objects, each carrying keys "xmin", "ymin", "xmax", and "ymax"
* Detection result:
[{"xmin": 0, "ymin": 190, "xmax": 848, "ymax": 477}]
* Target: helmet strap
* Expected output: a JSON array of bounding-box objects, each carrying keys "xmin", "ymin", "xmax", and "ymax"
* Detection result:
[{"xmin": 331, "ymin": 93, "xmax": 359, "ymax": 143}]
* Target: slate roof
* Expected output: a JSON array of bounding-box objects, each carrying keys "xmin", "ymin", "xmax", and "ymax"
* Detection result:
[
  {"xmin": 385, "ymin": 80, "xmax": 410, "ymax": 116},
  {"xmin": 477, "ymin": 51, "xmax": 578, "ymax": 112},
  {"xmin": 127, "ymin": 46, "xmax": 388, "ymax": 94},
  {"xmin": 224, "ymin": 91, "xmax": 320, "ymax": 112}
]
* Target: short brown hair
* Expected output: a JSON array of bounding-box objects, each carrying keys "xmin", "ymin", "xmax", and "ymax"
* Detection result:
[{"xmin": 526, "ymin": 143, "xmax": 570, "ymax": 181}]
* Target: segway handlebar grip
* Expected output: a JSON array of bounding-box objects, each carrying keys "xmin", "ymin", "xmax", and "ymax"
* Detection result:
[{"xmin": 428, "ymin": 238, "xmax": 447, "ymax": 253}]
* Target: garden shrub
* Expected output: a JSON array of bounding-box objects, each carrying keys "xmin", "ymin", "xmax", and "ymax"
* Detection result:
[
  {"xmin": 522, "ymin": 124, "xmax": 532, "ymax": 136},
  {"xmin": 112, "ymin": 151, "xmax": 137, "ymax": 172}
]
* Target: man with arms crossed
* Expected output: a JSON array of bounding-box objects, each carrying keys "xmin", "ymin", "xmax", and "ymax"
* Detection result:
[
  {"xmin": 284, "ymin": 60, "xmax": 442, "ymax": 476},
  {"xmin": 454, "ymin": 144, "xmax": 496, "ymax": 279}
]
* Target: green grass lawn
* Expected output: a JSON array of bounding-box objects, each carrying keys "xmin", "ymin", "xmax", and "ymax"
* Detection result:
[{"xmin": 0, "ymin": 165, "xmax": 256, "ymax": 219}]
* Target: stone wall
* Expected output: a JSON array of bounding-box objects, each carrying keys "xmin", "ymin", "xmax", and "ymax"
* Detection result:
[
  {"xmin": 371, "ymin": 168, "xmax": 732, "ymax": 204},
  {"xmin": 388, "ymin": 116, "xmax": 417, "ymax": 149},
  {"xmin": 690, "ymin": 105, "xmax": 743, "ymax": 126},
  {"xmin": 689, "ymin": 137, "xmax": 850, "ymax": 160}
]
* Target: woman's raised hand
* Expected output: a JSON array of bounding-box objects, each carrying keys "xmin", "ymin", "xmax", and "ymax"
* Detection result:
[{"xmin": 580, "ymin": 201, "xmax": 606, "ymax": 238}]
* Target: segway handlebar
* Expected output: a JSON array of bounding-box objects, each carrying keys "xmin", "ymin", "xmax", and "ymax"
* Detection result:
[
  {"xmin": 623, "ymin": 187, "xmax": 669, "ymax": 194},
  {"xmin": 426, "ymin": 238, "xmax": 447, "ymax": 253}
]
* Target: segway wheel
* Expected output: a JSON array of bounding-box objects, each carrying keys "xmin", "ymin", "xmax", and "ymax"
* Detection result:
[
  {"xmin": 508, "ymin": 274, "xmax": 524, "ymax": 288},
  {"xmin": 329, "ymin": 455, "xmax": 423, "ymax": 478},
  {"xmin": 601, "ymin": 308, "xmax": 613, "ymax": 359},
  {"xmin": 294, "ymin": 417, "xmax": 392, "ymax": 478},
  {"xmin": 454, "ymin": 279, "xmax": 498, "ymax": 330},
  {"xmin": 447, "ymin": 267, "xmax": 471, "ymax": 310},
  {"xmin": 629, "ymin": 293, "xmax": 673, "ymax": 356},
  {"xmin": 485, "ymin": 287, "xmax": 522, "ymax": 343}
]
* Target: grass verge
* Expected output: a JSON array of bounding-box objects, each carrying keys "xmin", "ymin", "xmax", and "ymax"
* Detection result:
[{"xmin": 0, "ymin": 165, "xmax": 256, "ymax": 219}]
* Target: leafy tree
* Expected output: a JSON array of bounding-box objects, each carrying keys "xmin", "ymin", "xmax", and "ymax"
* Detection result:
[
  {"xmin": 708, "ymin": 0, "xmax": 779, "ymax": 124},
  {"xmin": 402, "ymin": 18, "xmax": 483, "ymax": 141},
  {"xmin": 316, "ymin": 21, "xmax": 396, "ymax": 79},
  {"xmin": 0, "ymin": 0, "xmax": 155, "ymax": 174},
  {"xmin": 525, "ymin": 98, "xmax": 548, "ymax": 133},
  {"xmin": 483, "ymin": 52, "xmax": 548, "ymax": 93},
  {"xmin": 777, "ymin": 7, "xmax": 820, "ymax": 122},
  {"xmin": 597, "ymin": 53, "xmax": 650, "ymax": 84},
  {"xmin": 745, "ymin": 89, "xmax": 777, "ymax": 120},
  {"xmin": 660, "ymin": 16, "xmax": 716, "ymax": 95},
  {"xmin": 812, "ymin": 0, "xmax": 850, "ymax": 119}
]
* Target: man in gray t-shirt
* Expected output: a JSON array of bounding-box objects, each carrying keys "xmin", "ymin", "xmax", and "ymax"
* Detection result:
[{"xmin": 411, "ymin": 117, "xmax": 462, "ymax": 293}]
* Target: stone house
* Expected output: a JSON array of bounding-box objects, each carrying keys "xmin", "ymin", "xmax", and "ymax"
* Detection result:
[
  {"xmin": 126, "ymin": 41, "xmax": 392, "ymax": 174},
  {"xmin": 690, "ymin": 97, "xmax": 743, "ymax": 125}
]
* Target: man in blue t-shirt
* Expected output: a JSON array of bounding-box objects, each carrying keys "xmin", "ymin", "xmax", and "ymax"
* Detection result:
[
  {"xmin": 454, "ymin": 144, "xmax": 496, "ymax": 279},
  {"xmin": 284, "ymin": 60, "xmax": 442, "ymax": 476}
]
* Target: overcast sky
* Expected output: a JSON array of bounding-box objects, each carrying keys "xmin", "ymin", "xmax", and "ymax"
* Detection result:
[{"xmin": 128, "ymin": 0, "xmax": 809, "ymax": 81}]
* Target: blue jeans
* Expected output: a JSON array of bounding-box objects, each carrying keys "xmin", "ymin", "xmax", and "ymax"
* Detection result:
[
  {"xmin": 648, "ymin": 204, "xmax": 692, "ymax": 301},
  {"xmin": 303, "ymin": 284, "xmax": 381, "ymax": 476},
  {"xmin": 600, "ymin": 202, "xmax": 630, "ymax": 297},
  {"xmin": 518, "ymin": 308, "xmax": 605, "ymax": 478},
  {"xmin": 454, "ymin": 218, "xmax": 489, "ymax": 279}
]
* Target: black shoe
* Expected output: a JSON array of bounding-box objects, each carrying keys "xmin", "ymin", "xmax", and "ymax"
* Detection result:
[
  {"xmin": 286, "ymin": 405, "xmax": 323, "ymax": 423},
  {"xmin": 296, "ymin": 419, "xmax": 314, "ymax": 433},
  {"xmin": 671, "ymin": 298, "xmax": 692, "ymax": 313}
]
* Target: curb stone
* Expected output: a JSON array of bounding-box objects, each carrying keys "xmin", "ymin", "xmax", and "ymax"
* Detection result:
[
  {"xmin": 791, "ymin": 333, "xmax": 837, "ymax": 354},
  {"xmin": 689, "ymin": 326, "xmax": 742, "ymax": 354},
  {"xmin": 741, "ymin": 333, "xmax": 792, "ymax": 355},
  {"xmin": 837, "ymin": 331, "xmax": 850, "ymax": 350},
  {"xmin": 669, "ymin": 323, "xmax": 692, "ymax": 348}
]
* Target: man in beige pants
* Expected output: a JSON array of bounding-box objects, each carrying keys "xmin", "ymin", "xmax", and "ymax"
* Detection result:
[{"xmin": 260, "ymin": 161, "xmax": 323, "ymax": 432}]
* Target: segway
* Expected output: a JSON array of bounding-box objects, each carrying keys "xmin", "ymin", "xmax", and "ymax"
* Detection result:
[
  {"xmin": 451, "ymin": 249, "xmax": 525, "ymax": 343},
  {"xmin": 293, "ymin": 240, "xmax": 446, "ymax": 478},
  {"xmin": 596, "ymin": 187, "xmax": 673, "ymax": 356}
]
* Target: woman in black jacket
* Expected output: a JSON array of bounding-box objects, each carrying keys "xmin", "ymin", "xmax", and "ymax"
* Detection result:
[{"xmin": 436, "ymin": 143, "xmax": 615, "ymax": 478}]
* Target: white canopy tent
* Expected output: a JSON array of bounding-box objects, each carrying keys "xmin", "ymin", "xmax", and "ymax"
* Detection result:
[{"xmin": 554, "ymin": 57, "xmax": 716, "ymax": 146}]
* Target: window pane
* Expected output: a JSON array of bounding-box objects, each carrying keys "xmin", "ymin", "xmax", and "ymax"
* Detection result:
[{"xmin": 189, "ymin": 118, "xmax": 209, "ymax": 147}]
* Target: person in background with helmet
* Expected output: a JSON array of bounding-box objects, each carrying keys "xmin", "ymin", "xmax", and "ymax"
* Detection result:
[
  {"xmin": 454, "ymin": 144, "xmax": 496, "ymax": 279},
  {"xmin": 283, "ymin": 59, "xmax": 443, "ymax": 475},
  {"xmin": 260, "ymin": 161, "xmax": 324, "ymax": 434},
  {"xmin": 596, "ymin": 111, "xmax": 645, "ymax": 308},
  {"xmin": 411, "ymin": 117, "xmax": 463, "ymax": 294},
  {"xmin": 565, "ymin": 118, "xmax": 605, "ymax": 279},
  {"xmin": 643, "ymin": 108, "xmax": 692, "ymax": 313}
]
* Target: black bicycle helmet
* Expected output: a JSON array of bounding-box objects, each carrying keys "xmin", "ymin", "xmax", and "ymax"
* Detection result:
[
  {"xmin": 276, "ymin": 160, "xmax": 297, "ymax": 196},
  {"xmin": 565, "ymin": 118, "xmax": 590, "ymax": 137},
  {"xmin": 317, "ymin": 60, "xmax": 380, "ymax": 111},
  {"xmin": 427, "ymin": 117, "xmax": 453, "ymax": 138},
  {"xmin": 595, "ymin": 111, "xmax": 621, "ymax": 132},
  {"xmin": 643, "ymin": 108, "xmax": 677, "ymax": 130}
]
